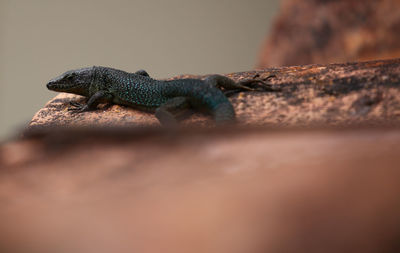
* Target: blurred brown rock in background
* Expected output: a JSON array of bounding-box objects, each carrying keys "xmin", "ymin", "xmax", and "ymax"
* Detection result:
[{"xmin": 258, "ymin": 0, "xmax": 400, "ymax": 67}]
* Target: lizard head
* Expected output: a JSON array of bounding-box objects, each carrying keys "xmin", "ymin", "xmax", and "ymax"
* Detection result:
[{"xmin": 46, "ymin": 67, "xmax": 95, "ymax": 96}]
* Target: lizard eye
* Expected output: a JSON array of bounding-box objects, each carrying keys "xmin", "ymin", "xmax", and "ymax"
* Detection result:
[{"xmin": 67, "ymin": 74, "xmax": 75, "ymax": 80}]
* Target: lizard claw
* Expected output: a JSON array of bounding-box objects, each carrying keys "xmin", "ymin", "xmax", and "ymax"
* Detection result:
[
  {"xmin": 262, "ymin": 74, "xmax": 276, "ymax": 81},
  {"xmin": 237, "ymin": 74, "xmax": 281, "ymax": 92},
  {"xmin": 237, "ymin": 78, "xmax": 274, "ymax": 91},
  {"xmin": 69, "ymin": 101, "xmax": 82, "ymax": 107},
  {"xmin": 68, "ymin": 101, "xmax": 90, "ymax": 113},
  {"xmin": 223, "ymin": 75, "xmax": 280, "ymax": 96}
]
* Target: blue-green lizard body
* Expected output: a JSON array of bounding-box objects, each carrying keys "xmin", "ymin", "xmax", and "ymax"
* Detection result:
[{"xmin": 46, "ymin": 66, "xmax": 268, "ymax": 125}]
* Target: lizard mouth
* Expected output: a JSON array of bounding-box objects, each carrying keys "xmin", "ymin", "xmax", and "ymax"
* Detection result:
[
  {"xmin": 46, "ymin": 81, "xmax": 80, "ymax": 91},
  {"xmin": 46, "ymin": 81, "xmax": 59, "ymax": 91},
  {"xmin": 46, "ymin": 80, "xmax": 89, "ymax": 97}
]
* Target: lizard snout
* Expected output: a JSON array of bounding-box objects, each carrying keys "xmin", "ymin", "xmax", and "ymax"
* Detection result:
[
  {"xmin": 46, "ymin": 80, "xmax": 62, "ymax": 91},
  {"xmin": 46, "ymin": 81, "xmax": 55, "ymax": 90}
]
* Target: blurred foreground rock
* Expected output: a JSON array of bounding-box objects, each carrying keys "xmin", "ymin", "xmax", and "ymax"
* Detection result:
[
  {"xmin": 258, "ymin": 0, "xmax": 400, "ymax": 67},
  {"xmin": 1, "ymin": 127, "xmax": 400, "ymax": 253}
]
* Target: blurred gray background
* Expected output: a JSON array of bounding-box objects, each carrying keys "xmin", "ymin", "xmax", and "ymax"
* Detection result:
[{"xmin": 0, "ymin": 0, "xmax": 279, "ymax": 140}]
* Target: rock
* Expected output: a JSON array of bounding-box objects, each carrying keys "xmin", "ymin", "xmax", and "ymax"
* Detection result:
[
  {"xmin": 29, "ymin": 59, "xmax": 400, "ymax": 132},
  {"xmin": 1, "ymin": 127, "xmax": 400, "ymax": 252},
  {"xmin": 258, "ymin": 0, "xmax": 400, "ymax": 67}
]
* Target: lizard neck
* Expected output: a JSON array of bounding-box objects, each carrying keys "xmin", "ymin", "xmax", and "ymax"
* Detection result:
[{"xmin": 89, "ymin": 66, "xmax": 109, "ymax": 96}]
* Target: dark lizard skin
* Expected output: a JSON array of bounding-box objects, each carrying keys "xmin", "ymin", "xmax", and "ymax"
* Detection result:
[{"xmin": 46, "ymin": 66, "xmax": 270, "ymax": 125}]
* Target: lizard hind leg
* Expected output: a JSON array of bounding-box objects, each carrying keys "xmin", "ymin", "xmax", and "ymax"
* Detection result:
[
  {"xmin": 155, "ymin": 97, "xmax": 191, "ymax": 126},
  {"xmin": 204, "ymin": 74, "xmax": 275, "ymax": 96},
  {"xmin": 204, "ymin": 75, "xmax": 255, "ymax": 91}
]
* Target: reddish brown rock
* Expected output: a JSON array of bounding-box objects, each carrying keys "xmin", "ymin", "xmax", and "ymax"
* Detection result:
[
  {"xmin": 1, "ymin": 127, "xmax": 400, "ymax": 252},
  {"xmin": 29, "ymin": 59, "xmax": 400, "ymax": 131},
  {"xmin": 258, "ymin": 0, "xmax": 400, "ymax": 67}
]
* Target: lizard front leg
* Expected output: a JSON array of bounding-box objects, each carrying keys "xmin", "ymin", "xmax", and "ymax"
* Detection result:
[{"xmin": 69, "ymin": 90, "xmax": 112, "ymax": 113}]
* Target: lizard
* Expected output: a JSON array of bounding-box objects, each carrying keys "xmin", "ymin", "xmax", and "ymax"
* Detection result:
[{"xmin": 46, "ymin": 66, "xmax": 272, "ymax": 125}]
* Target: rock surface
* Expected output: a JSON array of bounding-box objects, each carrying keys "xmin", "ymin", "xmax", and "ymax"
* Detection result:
[
  {"xmin": 1, "ymin": 127, "xmax": 400, "ymax": 252},
  {"xmin": 29, "ymin": 59, "xmax": 400, "ymax": 131},
  {"xmin": 258, "ymin": 0, "xmax": 400, "ymax": 67}
]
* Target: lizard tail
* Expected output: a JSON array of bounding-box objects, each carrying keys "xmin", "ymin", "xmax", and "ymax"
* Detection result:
[{"xmin": 166, "ymin": 79, "xmax": 237, "ymax": 125}]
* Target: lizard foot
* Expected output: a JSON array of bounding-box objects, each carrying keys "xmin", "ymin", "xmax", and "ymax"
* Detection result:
[
  {"xmin": 155, "ymin": 109, "xmax": 179, "ymax": 127},
  {"xmin": 68, "ymin": 101, "xmax": 90, "ymax": 113},
  {"xmin": 237, "ymin": 74, "xmax": 278, "ymax": 92}
]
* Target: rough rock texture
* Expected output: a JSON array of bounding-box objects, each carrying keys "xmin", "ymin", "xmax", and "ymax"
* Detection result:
[
  {"xmin": 1, "ymin": 127, "xmax": 400, "ymax": 253},
  {"xmin": 29, "ymin": 59, "xmax": 400, "ymax": 130},
  {"xmin": 258, "ymin": 0, "xmax": 400, "ymax": 67}
]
